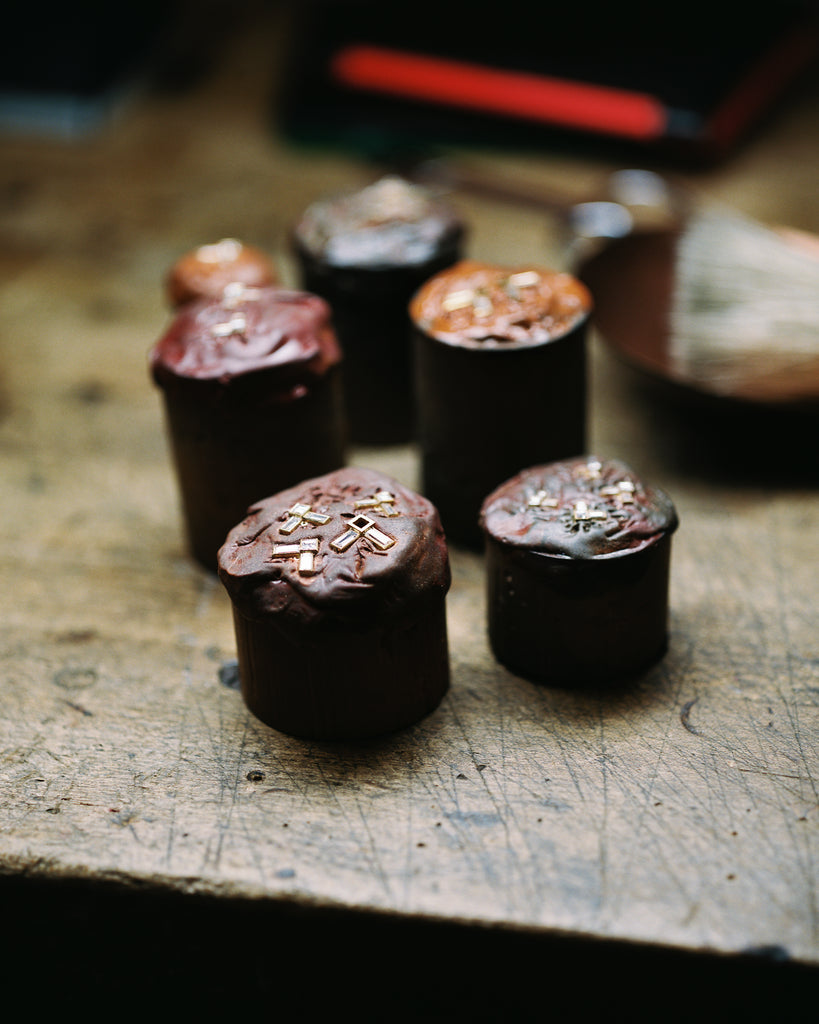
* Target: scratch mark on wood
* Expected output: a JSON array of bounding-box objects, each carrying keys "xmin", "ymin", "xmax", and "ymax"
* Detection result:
[
  {"xmin": 680, "ymin": 698, "xmax": 701, "ymax": 735},
  {"xmin": 445, "ymin": 811, "xmax": 502, "ymax": 827},
  {"xmin": 110, "ymin": 808, "xmax": 141, "ymax": 842},
  {"xmin": 735, "ymin": 767, "xmax": 813, "ymax": 780},
  {"xmin": 596, "ymin": 706, "xmax": 610, "ymax": 912},
  {"xmin": 764, "ymin": 506, "xmax": 819, "ymax": 943},
  {"xmin": 429, "ymin": 697, "xmax": 523, "ymax": 903},
  {"xmin": 61, "ymin": 699, "xmax": 93, "ymax": 716},
  {"xmin": 532, "ymin": 692, "xmax": 588, "ymax": 802},
  {"xmin": 224, "ymin": 719, "xmax": 280, "ymax": 886},
  {"xmin": 315, "ymin": 760, "xmax": 395, "ymax": 900}
]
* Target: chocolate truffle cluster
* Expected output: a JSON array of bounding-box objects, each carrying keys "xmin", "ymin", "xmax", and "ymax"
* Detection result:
[{"xmin": 150, "ymin": 178, "xmax": 679, "ymax": 740}]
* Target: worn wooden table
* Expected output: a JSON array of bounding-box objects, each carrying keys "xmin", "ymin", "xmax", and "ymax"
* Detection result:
[{"xmin": 1, "ymin": 6, "xmax": 817, "ymax": 1016}]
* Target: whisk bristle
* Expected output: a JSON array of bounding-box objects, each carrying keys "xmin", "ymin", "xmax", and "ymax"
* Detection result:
[{"xmin": 669, "ymin": 205, "xmax": 819, "ymax": 399}]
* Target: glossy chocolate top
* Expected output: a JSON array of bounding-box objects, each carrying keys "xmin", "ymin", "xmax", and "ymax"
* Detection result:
[
  {"xmin": 150, "ymin": 286, "xmax": 341, "ymax": 393},
  {"xmin": 480, "ymin": 456, "xmax": 678, "ymax": 559},
  {"xmin": 293, "ymin": 175, "xmax": 464, "ymax": 269},
  {"xmin": 410, "ymin": 260, "xmax": 591, "ymax": 348},
  {"xmin": 165, "ymin": 238, "xmax": 279, "ymax": 307},
  {"xmin": 218, "ymin": 468, "xmax": 451, "ymax": 629}
]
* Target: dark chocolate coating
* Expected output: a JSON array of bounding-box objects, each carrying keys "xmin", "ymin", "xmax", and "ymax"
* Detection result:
[
  {"xmin": 293, "ymin": 176, "xmax": 464, "ymax": 270},
  {"xmin": 165, "ymin": 238, "xmax": 278, "ymax": 308},
  {"xmin": 411, "ymin": 261, "xmax": 591, "ymax": 549},
  {"xmin": 480, "ymin": 456, "xmax": 678, "ymax": 685},
  {"xmin": 218, "ymin": 467, "xmax": 451, "ymax": 739},
  {"xmin": 292, "ymin": 176, "xmax": 465, "ymax": 444},
  {"xmin": 150, "ymin": 287, "xmax": 347, "ymax": 571}
]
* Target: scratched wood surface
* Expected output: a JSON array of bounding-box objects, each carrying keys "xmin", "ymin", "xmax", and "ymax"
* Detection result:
[{"xmin": 1, "ymin": 4, "xmax": 817, "ymax": 1013}]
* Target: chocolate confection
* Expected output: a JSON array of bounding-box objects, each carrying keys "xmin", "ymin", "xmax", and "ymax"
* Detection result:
[
  {"xmin": 292, "ymin": 175, "xmax": 465, "ymax": 444},
  {"xmin": 217, "ymin": 467, "xmax": 451, "ymax": 740},
  {"xmin": 480, "ymin": 456, "xmax": 679, "ymax": 685},
  {"xmin": 150, "ymin": 286, "xmax": 346, "ymax": 571},
  {"xmin": 410, "ymin": 259, "xmax": 591, "ymax": 549},
  {"xmin": 165, "ymin": 238, "xmax": 279, "ymax": 307}
]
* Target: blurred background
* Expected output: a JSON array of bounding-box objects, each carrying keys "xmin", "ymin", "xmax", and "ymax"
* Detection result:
[
  {"xmin": 3, "ymin": 0, "xmax": 818, "ymax": 466},
  {"xmin": 4, "ymin": 0, "xmax": 818, "ymax": 160}
]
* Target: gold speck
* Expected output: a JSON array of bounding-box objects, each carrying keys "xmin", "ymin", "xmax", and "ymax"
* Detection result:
[
  {"xmin": 212, "ymin": 314, "xmax": 247, "ymax": 337},
  {"xmin": 442, "ymin": 289, "xmax": 475, "ymax": 312},
  {"xmin": 507, "ymin": 271, "xmax": 541, "ymax": 288},
  {"xmin": 528, "ymin": 490, "xmax": 559, "ymax": 508},
  {"xmin": 472, "ymin": 293, "xmax": 493, "ymax": 318},
  {"xmin": 196, "ymin": 238, "xmax": 243, "ymax": 263}
]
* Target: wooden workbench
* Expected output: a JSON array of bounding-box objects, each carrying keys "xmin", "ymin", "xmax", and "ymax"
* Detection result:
[{"xmin": 1, "ymin": 5, "xmax": 817, "ymax": 1016}]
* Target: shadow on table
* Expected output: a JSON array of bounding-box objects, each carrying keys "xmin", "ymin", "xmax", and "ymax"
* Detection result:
[{"xmin": 604, "ymin": 361, "xmax": 819, "ymax": 490}]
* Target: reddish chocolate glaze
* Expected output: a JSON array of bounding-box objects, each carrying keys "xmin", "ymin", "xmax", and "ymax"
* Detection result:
[
  {"xmin": 165, "ymin": 238, "xmax": 279, "ymax": 307},
  {"xmin": 410, "ymin": 260, "xmax": 591, "ymax": 347},
  {"xmin": 218, "ymin": 468, "xmax": 451, "ymax": 630},
  {"xmin": 481, "ymin": 456, "xmax": 678, "ymax": 559},
  {"xmin": 150, "ymin": 286, "xmax": 341, "ymax": 391}
]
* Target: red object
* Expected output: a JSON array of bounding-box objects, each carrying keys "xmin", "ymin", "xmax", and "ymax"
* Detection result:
[
  {"xmin": 705, "ymin": 22, "xmax": 819, "ymax": 151},
  {"xmin": 332, "ymin": 45, "xmax": 667, "ymax": 141},
  {"xmin": 329, "ymin": 17, "xmax": 819, "ymax": 158}
]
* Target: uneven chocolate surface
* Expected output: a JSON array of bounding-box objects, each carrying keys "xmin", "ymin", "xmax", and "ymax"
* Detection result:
[
  {"xmin": 293, "ymin": 175, "xmax": 463, "ymax": 268},
  {"xmin": 165, "ymin": 238, "xmax": 279, "ymax": 307},
  {"xmin": 481, "ymin": 456, "xmax": 678, "ymax": 559},
  {"xmin": 218, "ymin": 468, "xmax": 450, "ymax": 628},
  {"xmin": 150, "ymin": 286, "xmax": 340, "ymax": 391},
  {"xmin": 410, "ymin": 260, "xmax": 591, "ymax": 348}
]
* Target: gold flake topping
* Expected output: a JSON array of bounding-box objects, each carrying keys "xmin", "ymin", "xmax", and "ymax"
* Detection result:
[
  {"xmin": 472, "ymin": 292, "xmax": 493, "ymax": 318},
  {"xmin": 507, "ymin": 271, "xmax": 541, "ymax": 288},
  {"xmin": 270, "ymin": 537, "xmax": 321, "ymax": 575},
  {"xmin": 442, "ymin": 289, "xmax": 475, "ymax": 312},
  {"xmin": 196, "ymin": 238, "xmax": 244, "ymax": 263},
  {"xmin": 599, "ymin": 480, "xmax": 636, "ymax": 504},
  {"xmin": 571, "ymin": 500, "xmax": 608, "ymax": 523},
  {"xmin": 528, "ymin": 490, "xmax": 559, "ymax": 509},
  {"xmin": 280, "ymin": 503, "xmax": 332, "ymax": 535},
  {"xmin": 354, "ymin": 490, "xmax": 399, "ymax": 517},
  {"xmin": 212, "ymin": 314, "xmax": 247, "ymax": 337},
  {"xmin": 223, "ymin": 282, "xmax": 263, "ymax": 306},
  {"xmin": 574, "ymin": 459, "xmax": 603, "ymax": 480},
  {"xmin": 331, "ymin": 514, "xmax": 395, "ymax": 553}
]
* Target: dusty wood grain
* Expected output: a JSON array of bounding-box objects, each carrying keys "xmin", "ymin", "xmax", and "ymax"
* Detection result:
[{"xmin": 0, "ymin": 3, "xmax": 817, "ymax": 992}]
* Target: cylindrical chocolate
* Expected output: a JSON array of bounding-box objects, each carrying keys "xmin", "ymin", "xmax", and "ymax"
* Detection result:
[
  {"xmin": 150, "ymin": 286, "xmax": 346, "ymax": 572},
  {"xmin": 411, "ymin": 260, "xmax": 591, "ymax": 549},
  {"xmin": 165, "ymin": 238, "xmax": 279, "ymax": 308},
  {"xmin": 292, "ymin": 175, "xmax": 465, "ymax": 445},
  {"xmin": 480, "ymin": 456, "xmax": 679, "ymax": 685},
  {"xmin": 217, "ymin": 467, "xmax": 451, "ymax": 740}
]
